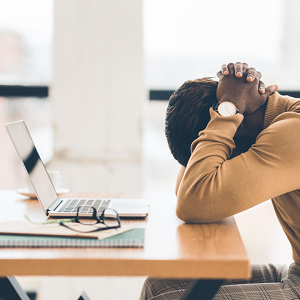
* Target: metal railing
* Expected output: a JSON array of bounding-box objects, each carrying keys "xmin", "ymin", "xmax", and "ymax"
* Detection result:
[
  {"xmin": 0, "ymin": 85, "xmax": 299, "ymax": 100},
  {"xmin": 0, "ymin": 85, "xmax": 48, "ymax": 98}
]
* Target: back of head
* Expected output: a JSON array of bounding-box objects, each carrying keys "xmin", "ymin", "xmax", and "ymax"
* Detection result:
[{"xmin": 165, "ymin": 78, "xmax": 218, "ymax": 166}]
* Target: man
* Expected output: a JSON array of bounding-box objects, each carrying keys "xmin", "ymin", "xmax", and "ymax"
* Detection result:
[{"xmin": 140, "ymin": 62, "xmax": 300, "ymax": 299}]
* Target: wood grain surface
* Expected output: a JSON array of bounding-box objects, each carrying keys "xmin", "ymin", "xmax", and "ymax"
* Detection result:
[{"xmin": 0, "ymin": 190, "xmax": 250, "ymax": 279}]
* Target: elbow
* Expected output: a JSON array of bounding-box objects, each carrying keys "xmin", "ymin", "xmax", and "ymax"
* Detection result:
[
  {"xmin": 176, "ymin": 202, "xmax": 222, "ymax": 224},
  {"xmin": 175, "ymin": 184, "xmax": 179, "ymax": 196},
  {"xmin": 176, "ymin": 190, "xmax": 224, "ymax": 224},
  {"xmin": 176, "ymin": 202, "xmax": 211, "ymax": 223},
  {"xmin": 176, "ymin": 187, "xmax": 204, "ymax": 223},
  {"xmin": 176, "ymin": 194, "xmax": 208, "ymax": 223},
  {"xmin": 176, "ymin": 202, "xmax": 189, "ymax": 222}
]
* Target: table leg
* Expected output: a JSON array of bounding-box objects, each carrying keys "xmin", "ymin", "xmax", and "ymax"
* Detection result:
[
  {"xmin": 180, "ymin": 279, "xmax": 224, "ymax": 300},
  {"xmin": 0, "ymin": 277, "xmax": 30, "ymax": 300},
  {"xmin": 77, "ymin": 291, "xmax": 91, "ymax": 300}
]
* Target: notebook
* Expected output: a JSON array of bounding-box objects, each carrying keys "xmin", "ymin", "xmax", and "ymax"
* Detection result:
[
  {"xmin": 0, "ymin": 220, "xmax": 133, "ymax": 239},
  {"xmin": 0, "ymin": 228, "xmax": 145, "ymax": 248}
]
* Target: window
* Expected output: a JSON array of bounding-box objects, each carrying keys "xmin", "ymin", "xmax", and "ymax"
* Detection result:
[
  {"xmin": 143, "ymin": 0, "xmax": 299, "ymax": 91},
  {"xmin": 0, "ymin": 0, "xmax": 52, "ymax": 85}
]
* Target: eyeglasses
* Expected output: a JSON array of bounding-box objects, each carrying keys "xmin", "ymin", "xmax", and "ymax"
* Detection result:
[
  {"xmin": 59, "ymin": 206, "xmax": 121, "ymax": 233},
  {"xmin": 24, "ymin": 206, "xmax": 121, "ymax": 234}
]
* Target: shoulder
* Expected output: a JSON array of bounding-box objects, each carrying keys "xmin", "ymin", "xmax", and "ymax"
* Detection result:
[
  {"xmin": 270, "ymin": 111, "xmax": 300, "ymax": 128},
  {"xmin": 253, "ymin": 112, "xmax": 300, "ymax": 168},
  {"xmin": 263, "ymin": 93, "xmax": 300, "ymax": 128},
  {"xmin": 268, "ymin": 111, "xmax": 300, "ymax": 138},
  {"xmin": 286, "ymin": 96, "xmax": 300, "ymax": 113},
  {"xmin": 258, "ymin": 112, "xmax": 300, "ymax": 149}
]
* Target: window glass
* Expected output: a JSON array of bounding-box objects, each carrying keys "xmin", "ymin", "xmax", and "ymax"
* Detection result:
[
  {"xmin": 0, "ymin": 0, "xmax": 53, "ymax": 85},
  {"xmin": 143, "ymin": 0, "xmax": 299, "ymax": 90}
]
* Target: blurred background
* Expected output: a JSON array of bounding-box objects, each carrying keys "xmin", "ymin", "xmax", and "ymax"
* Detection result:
[{"xmin": 0, "ymin": 0, "xmax": 299, "ymax": 299}]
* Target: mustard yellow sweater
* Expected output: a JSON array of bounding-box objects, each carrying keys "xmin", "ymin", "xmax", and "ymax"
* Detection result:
[{"xmin": 176, "ymin": 92, "xmax": 300, "ymax": 264}]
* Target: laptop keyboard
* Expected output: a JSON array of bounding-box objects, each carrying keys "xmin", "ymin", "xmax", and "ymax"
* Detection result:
[{"xmin": 58, "ymin": 199, "xmax": 111, "ymax": 213}]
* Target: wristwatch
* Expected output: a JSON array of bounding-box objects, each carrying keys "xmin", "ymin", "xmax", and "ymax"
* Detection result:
[{"xmin": 212, "ymin": 102, "xmax": 241, "ymax": 116}]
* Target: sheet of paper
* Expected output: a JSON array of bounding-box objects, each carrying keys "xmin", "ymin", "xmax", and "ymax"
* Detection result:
[{"xmin": 0, "ymin": 221, "xmax": 132, "ymax": 240}]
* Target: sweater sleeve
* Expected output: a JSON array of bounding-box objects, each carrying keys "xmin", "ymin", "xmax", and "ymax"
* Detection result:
[
  {"xmin": 177, "ymin": 108, "xmax": 300, "ymax": 223},
  {"xmin": 175, "ymin": 166, "xmax": 186, "ymax": 195}
]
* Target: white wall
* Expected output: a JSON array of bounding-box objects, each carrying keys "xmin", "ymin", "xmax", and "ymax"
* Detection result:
[
  {"xmin": 280, "ymin": 0, "xmax": 300, "ymax": 89},
  {"xmin": 51, "ymin": 0, "xmax": 144, "ymax": 192}
]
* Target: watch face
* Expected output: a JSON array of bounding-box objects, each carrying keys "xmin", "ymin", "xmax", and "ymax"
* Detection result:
[{"xmin": 218, "ymin": 102, "xmax": 237, "ymax": 116}]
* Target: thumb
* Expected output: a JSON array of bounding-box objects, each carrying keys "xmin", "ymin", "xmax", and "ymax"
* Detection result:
[{"xmin": 264, "ymin": 84, "xmax": 278, "ymax": 98}]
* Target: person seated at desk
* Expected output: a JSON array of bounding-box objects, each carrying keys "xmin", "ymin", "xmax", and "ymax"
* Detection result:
[{"xmin": 140, "ymin": 62, "xmax": 300, "ymax": 300}]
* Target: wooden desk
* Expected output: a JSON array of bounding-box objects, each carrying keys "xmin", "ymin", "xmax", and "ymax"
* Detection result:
[{"xmin": 0, "ymin": 190, "xmax": 251, "ymax": 299}]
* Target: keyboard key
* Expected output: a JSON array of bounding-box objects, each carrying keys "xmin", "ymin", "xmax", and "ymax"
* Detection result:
[
  {"xmin": 94, "ymin": 200, "xmax": 102, "ymax": 210},
  {"xmin": 64, "ymin": 199, "xmax": 79, "ymax": 212},
  {"xmin": 88, "ymin": 200, "xmax": 101, "ymax": 213},
  {"xmin": 98, "ymin": 200, "xmax": 111, "ymax": 212},
  {"xmin": 72, "ymin": 199, "xmax": 87, "ymax": 212},
  {"xmin": 86, "ymin": 200, "xmax": 94, "ymax": 206},
  {"xmin": 58, "ymin": 200, "xmax": 71, "ymax": 212},
  {"xmin": 89, "ymin": 200, "xmax": 102, "ymax": 213},
  {"xmin": 80, "ymin": 206, "xmax": 91, "ymax": 213}
]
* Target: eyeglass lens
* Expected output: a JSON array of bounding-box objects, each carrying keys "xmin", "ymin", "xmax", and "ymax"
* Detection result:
[{"xmin": 76, "ymin": 206, "xmax": 120, "ymax": 228}]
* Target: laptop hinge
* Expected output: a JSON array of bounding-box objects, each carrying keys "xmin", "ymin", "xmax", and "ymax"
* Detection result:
[{"xmin": 46, "ymin": 198, "xmax": 63, "ymax": 216}]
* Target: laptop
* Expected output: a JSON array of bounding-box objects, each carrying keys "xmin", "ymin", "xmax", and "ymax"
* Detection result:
[{"xmin": 6, "ymin": 121, "xmax": 149, "ymax": 218}]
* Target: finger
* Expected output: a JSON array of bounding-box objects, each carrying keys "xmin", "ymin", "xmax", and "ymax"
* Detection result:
[
  {"xmin": 216, "ymin": 70, "xmax": 223, "ymax": 78},
  {"xmin": 258, "ymin": 81, "xmax": 265, "ymax": 94},
  {"xmin": 256, "ymin": 71, "xmax": 262, "ymax": 80},
  {"xmin": 264, "ymin": 84, "xmax": 279, "ymax": 98},
  {"xmin": 234, "ymin": 62, "xmax": 243, "ymax": 77},
  {"xmin": 221, "ymin": 64, "xmax": 229, "ymax": 75},
  {"xmin": 242, "ymin": 62, "xmax": 249, "ymax": 71},
  {"xmin": 246, "ymin": 68, "xmax": 257, "ymax": 82},
  {"xmin": 227, "ymin": 63, "xmax": 234, "ymax": 73}
]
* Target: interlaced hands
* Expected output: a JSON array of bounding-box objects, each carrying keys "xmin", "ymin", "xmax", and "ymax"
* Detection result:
[{"xmin": 216, "ymin": 62, "xmax": 278, "ymax": 114}]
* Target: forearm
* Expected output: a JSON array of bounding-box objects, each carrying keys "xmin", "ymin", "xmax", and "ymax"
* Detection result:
[
  {"xmin": 176, "ymin": 109, "xmax": 300, "ymax": 223},
  {"xmin": 176, "ymin": 108, "xmax": 243, "ymax": 222},
  {"xmin": 175, "ymin": 166, "xmax": 186, "ymax": 195}
]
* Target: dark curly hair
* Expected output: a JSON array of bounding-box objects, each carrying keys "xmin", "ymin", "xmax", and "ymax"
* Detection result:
[{"xmin": 165, "ymin": 78, "xmax": 218, "ymax": 166}]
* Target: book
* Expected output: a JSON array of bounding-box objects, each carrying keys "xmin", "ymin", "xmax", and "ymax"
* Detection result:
[
  {"xmin": 0, "ymin": 220, "xmax": 132, "ymax": 240},
  {"xmin": 0, "ymin": 228, "xmax": 145, "ymax": 248}
]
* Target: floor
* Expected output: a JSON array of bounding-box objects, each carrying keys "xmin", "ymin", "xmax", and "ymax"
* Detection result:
[{"xmin": 0, "ymin": 97, "xmax": 293, "ymax": 300}]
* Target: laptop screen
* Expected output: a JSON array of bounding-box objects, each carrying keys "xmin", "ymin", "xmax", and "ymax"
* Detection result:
[{"xmin": 6, "ymin": 121, "xmax": 58, "ymax": 212}]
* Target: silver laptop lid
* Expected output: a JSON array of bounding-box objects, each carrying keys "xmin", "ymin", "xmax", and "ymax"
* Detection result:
[{"xmin": 6, "ymin": 121, "xmax": 58, "ymax": 213}]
